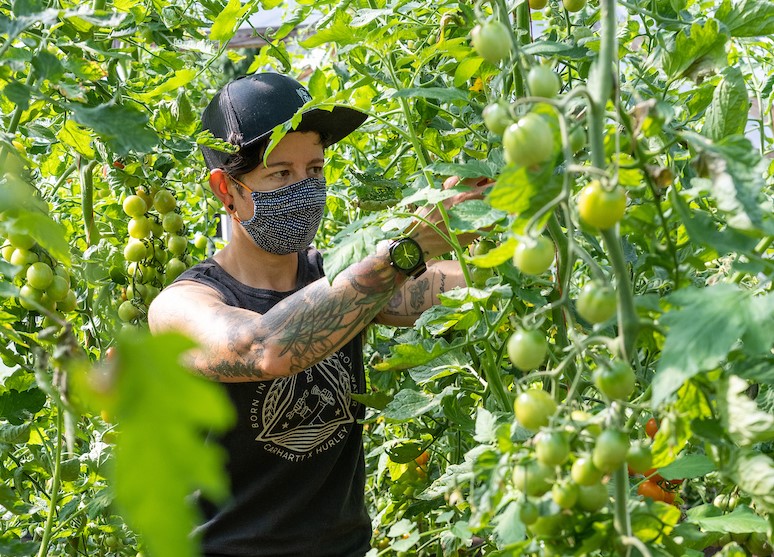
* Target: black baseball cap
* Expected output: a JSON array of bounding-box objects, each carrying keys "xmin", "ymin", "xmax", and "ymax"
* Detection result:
[{"xmin": 200, "ymin": 72, "xmax": 368, "ymax": 170}]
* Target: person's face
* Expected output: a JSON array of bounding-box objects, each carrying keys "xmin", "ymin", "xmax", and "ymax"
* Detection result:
[{"xmin": 233, "ymin": 131, "xmax": 324, "ymax": 192}]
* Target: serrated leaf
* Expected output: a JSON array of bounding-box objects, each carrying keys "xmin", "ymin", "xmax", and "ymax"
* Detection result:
[
  {"xmin": 702, "ymin": 66, "xmax": 749, "ymax": 141},
  {"xmin": 447, "ymin": 200, "xmax": 507, "ymax": 233},
  {"xmin": 425, "ymin": 161, "xmax": 498, "ymax": 180},
  {"xmin": 382, "ymin": 386, "xmax": 455, "ymax": 421},
  {"xmin": 657, "ymin": 454, "xmax": 715, "ymax": 480},
  {"xmin": 439, "ymin": 284, "xmax": 512, "ymax": 307},
  {"xmin": 486, "ymin": 163, "xmax": 561, "ymax": 234},
  {"xmin": 522, "ymin": 41, "xmax": 589, "ymax": 60},
  {"xmin": 299, "ymin": 11, "xmax": 358, "ymax": 48},
  {"xmin": 110, "ymin": 331, "xmax": 235, "ymax": 557},
  {"xmin": 725, "ymin": 449, "xmax": 774, "ymax": 513},
  {"xmin": 660, "ymin": 19, "xmax": 729, "ymax": 78},
  {"xmin": 209, "ymin": 0, "xmax": 252, "ymax": 42},
  {"xmin": 689, "ymin": 505, "xmax": 769, "ymax": 534},
  {"xmin": 349, "ymin": 392, "xmax": 392, "ymax": 410},
  {"xmin": 70, "ymin": 100, "xmax": 158, "ymax": 155},
  {"xmin": 0, "ymin": 388, "xmax": 47, "ymax": 425},
  {"xmin": 652, "ymin": 285, "xmax": 750, "ymax": 406},
  {"xmin": 718, "ymin": 375, "xmax": 774, "ymax": 446},
  {"xmin": 454, "ymin": 57, "xmax": 483, "ymax": 88},
  {"xmin": 0, "ymin": 422, "xmax": 32, "ymax": 444},
  {"xmin": 323, "ymin": 223, "xmax": 388, "ymax": 283},
  {"xmin": 57, "ymin": 119, "xmax": 95, "ymax": 158},
  {"xmin": 717, "ymin": 0, "xmax": 774, "ymax": 37},
  {"xmin": 137, "ymin": 69, "xmax": 197, "ymax": 101}
]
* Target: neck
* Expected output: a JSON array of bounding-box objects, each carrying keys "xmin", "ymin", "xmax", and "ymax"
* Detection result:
[{"xmin": 214, "ymin": 228, "xmax": 300, "ymax": 292}]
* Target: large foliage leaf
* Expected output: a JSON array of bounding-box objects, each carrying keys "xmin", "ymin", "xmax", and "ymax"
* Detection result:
[
  {"xmin": 109, "ymin": 331, "xmax": 234, "ymax": 557},
  {"xmin": 702, "ymin": 66, "xmax": 749, "ymax": 141}
]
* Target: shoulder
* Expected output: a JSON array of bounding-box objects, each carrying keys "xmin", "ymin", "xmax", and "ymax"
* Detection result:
[{"xmin": 147, "ymin": 279, "xmax": 224, "ymax": 332}]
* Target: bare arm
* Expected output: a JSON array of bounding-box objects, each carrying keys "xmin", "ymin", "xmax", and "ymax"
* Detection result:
[
  {"xmin": 149, "ymin": 244, "xmax": 404, "ymax": 382},
  {"xmin": 374, "ymin": 260, "xmax": 468, "ymax": 327}
]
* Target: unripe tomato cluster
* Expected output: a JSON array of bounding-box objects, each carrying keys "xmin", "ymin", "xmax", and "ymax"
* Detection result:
[
  {"xmin": 118, "ymin": 187, "xmax": 190, "ymax": 324},
  {"xmin": 2, "ymin": 232, "xmax": 78, "ymax": 319}
]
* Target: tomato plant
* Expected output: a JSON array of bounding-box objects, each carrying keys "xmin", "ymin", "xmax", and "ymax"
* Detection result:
[{"xmin": 3, "ymin": 0, "xmax": 774, "ymax": 555}]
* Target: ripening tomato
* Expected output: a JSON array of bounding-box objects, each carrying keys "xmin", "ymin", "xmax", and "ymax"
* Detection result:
[
  {"xmin": 514, "ymin": 389, "xmax": 557, "ymax": 431},
  {"xmin": 503, "ymin": 113, "xmax": 555, "ymax": 167},
  {"xmin": 123, "ymin": 195, "xmax": 147, "ymax": 218},
  {"xmin": 593, "ymin": 361, "xmax": 636, "ymax": 401},
  {"xmin": 153, "ymin": 189, "xmax": 177, "ymax": 214},
  {"xmin": 577, "ymin": 181, "xmax": 627, "ymax": 229},
  {"xmin": 576, "ymin": 282, "xmax": 617, "ymax": 324},
  {"xmin": 123, "ymin": 239, "xmax": 147, "ymax": 263},
  {"xmin": 527, "ymin": 66, "xmax": 561, "ymax": 99},
  {"xmin": 552, "ymin": 481, "xmax": 579, "ymax": 509},
  {"xmin": 637, "ymin": 480, "xmax": 665, "ymax": 502},
  {"xmin": 507, "ymin": 329, "xmax": 548, "ymax": 372},
  {"xmin": 571, "ymin": 456, "xmax": 603, "ymax": 486},
  {"xmin": 512, "ymin": 459, "xmax": 555, "ymax": 496},
  {"xmin": 577, "ymin": 482, "xmax": 608, "ymax": 512},
  {"xmin": 645, "ymin": 418, "xmax": 659, "ymax": 439},
  {"xmin": 471, "ymin": 21, "xmax": 512, "ymax": 63}
]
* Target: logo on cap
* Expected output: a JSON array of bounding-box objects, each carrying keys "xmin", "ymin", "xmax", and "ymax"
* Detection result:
[{"xmin": 296, "ymin": 88, "xmax": 312, "ymax": 103}]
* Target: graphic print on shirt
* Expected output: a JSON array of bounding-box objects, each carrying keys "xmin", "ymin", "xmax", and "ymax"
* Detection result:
[{"xmin": 251, "ymin": 350, "xmax": 358, "ymax": 460}]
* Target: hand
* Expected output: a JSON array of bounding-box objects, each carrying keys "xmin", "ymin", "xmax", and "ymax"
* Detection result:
[{"xmin": 410, "ymin": 175, "xmax": 496, "ymax": 259}]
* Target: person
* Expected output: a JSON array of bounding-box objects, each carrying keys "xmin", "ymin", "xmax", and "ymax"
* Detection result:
[{"xmin": 148, "ymin": 72, "xmax": 490, "ymax": 557}]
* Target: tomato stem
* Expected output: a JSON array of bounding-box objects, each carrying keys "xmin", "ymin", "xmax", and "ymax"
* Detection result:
[{"xmin": 37, "ymin": 404, "xmax": 63, "ymax": 557}]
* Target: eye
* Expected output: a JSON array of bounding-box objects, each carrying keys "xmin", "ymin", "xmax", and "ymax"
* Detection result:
[
  {"xmin": 272, "ymin": 169, "xmax": 291, "ymax": 178},
  {"xmin": 309, "ymin": 166, "xmax": 324, "ymax": 176}
]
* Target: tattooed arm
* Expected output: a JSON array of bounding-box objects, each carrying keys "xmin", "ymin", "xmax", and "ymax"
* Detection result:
[
  {"xmin": 148, "ymin": 244, "xmax": 405, "ymax": 382},
  {"xmin": 373, "ymin": 260, "xmax": 468, "ymax": 327}
]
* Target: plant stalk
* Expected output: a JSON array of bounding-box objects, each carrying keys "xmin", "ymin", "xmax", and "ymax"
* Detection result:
[{"xmin": 37, "ymin": 406, "xmax": 63, "ymax": 557}]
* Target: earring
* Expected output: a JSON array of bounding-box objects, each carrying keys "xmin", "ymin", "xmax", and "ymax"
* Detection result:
[{"xmin": 228, "ymin": 204, "xmax": 235, "ymax": 211}]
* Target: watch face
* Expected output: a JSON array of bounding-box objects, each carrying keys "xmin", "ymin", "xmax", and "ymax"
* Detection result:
[{"xmin": 392, "ymin": 238, "xmax": 422, "ymax": 271}]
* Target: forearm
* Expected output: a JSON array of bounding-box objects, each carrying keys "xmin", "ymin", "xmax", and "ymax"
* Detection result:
[{"xmin": 191, "ymin": 245, "xmax": 403, "ymax": 381}]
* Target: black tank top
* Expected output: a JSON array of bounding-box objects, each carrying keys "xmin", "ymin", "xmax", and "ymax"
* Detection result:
[{"xmin": 175, "ymin": 249, "xmax": 371, "ymax": 557}]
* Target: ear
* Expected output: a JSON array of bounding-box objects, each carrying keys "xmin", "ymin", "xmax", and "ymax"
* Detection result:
[{"xmin": 209, "ymin": 169, "xmax": 234, "ymax": 209}]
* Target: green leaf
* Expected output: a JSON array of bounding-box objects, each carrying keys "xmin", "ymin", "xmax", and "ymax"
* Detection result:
[
  {"xmin": 487, "ymin": 163, "xmax": 562, "ymax": 234},
  {"xmin": 725, "ymin": 449, "xmax": 774, "ymax": 513},
  {"xmin": 454, "ymin": 57, "xmax": 483, "ymax": 88},
  {"xmin": 57, "ymin": 119, "xmax": 95, "ymax": 158},
  {"xmin": 717, "ymin": 0, "xmax": 774, "ymax": 37},
  {"xmin": 110, "ymin": 331, "xmax": 235, "ymax": 557},
  {"xmin": 718, "ymin": 375, "xmax": 774, "ymax": 446},
  {"xmin": 0, "ymin": 482, "xmax": 30, "ymax": 515},
  {"xmin": 467, "ymin": 237, "xmax": 518, "ymax": 268},
  {"xmin": 425, "ymin": 161, "xmax": 498, "ymax": 180},
  {"xmin": 658, "ymin": 454, "xmax": 716, "ymax": 480},
  {"xmin": 323, "ymin": 223, "xmax": 389, "ymax": 283},
  {"xmin": 447, "ymin": 200, "xmax": 507, "ymax": 233},
  {"xmin": 382, "ymin": 386, "xmax": 454, "ymax": 422},
  {"xmin": 299, "ymin": 11, "xmax": 359, "ymax": 48},
  {"xmin": 209, "ymin": 0, "xmax": 252, "ymax": 42},
  {"xmin": 689, "ymin": 505, "xmax": 769, "ymax": 534},
  {"xmin": 659, "ymin": 19, "xmax": 729, "ymax": 78},
  {"xmin": 137, "ymin": 68, "xmax": 197, "ymax": 101},
  {"xmin": 702, "ymin": 66, "xmax": 749, "ymax": 141},
  {"xmin": 0, "ymin": 422, "xmax": 32, "ymax": 444},
  {"xmin": 373, "ymin": 339, "xmax": 451, "ymax": 372},
  {"xmin": 522, "ymin": 41, "xmax": 590, "ymax": 60},
  {"xmin": 652, "ymin": 285, "xmax": 750, "ymax": 406},
  {"xmin": 349, "ymin": 391, "xmax": 392, "ymax": 410},
  {"xmin": 70, "ymin": 100, "xmax": 158, "ymax": 156},
  {"xmin": 0, "ymin": 388, "xmax": 46, "ymax": 425},
  {"xmin": 439, "ymin": 285, "xmax": 512, "ymax": 307}
]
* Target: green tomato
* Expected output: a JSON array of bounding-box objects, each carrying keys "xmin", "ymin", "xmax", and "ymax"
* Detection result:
[
  {"xmin": 118, "ymin": 300, "xmax": 140, "ymax": 322},
  {"xmin": 529, "ymin": 0, "xmax": 549, "ymax": 9},
  {"xmin": 552, "ymin": 481, "xmax": 579, "ymax": 509},
  {"xmin": 563, "ymin": 0, "xmax": 587, "ymax": 12},
  {"xmin": 26, "ymin": 262, "xmax": 54, "ymax": 290},
  {"xmin": 471, "ymin": 21, "xmax": 511, "ymax": 63},
  {"xmin": 626, "ymin": 442, "xmax": 653, "ymax": 474},
  {"xmin": 527, "ymin": 66, "xmax": 561, "ymax": 98},
  {"xmin": 576, "ymin": 282, "xmax": 617, "ymax": 324},
  {"xmin": 569, "ymin": 126, "xmax": 587, "ymax": 153},
  {"xmin": 19, "ymin": 284, "xmax": 44, "ymax": 311},
  {"xmin": 165, "ymin": 257, "xmax": 187, "ymax": 283},
  {"xmin": 503, "ymin": 113, "xmax": 554, "ymax": 167},
  {"xmin": 578, "ymin": 181, "xmax": 627, "ymax": 230},
  {"xmin": 58, "ymin": 289, "xmax": 78, "ymax": 313},
  {"xmin": 194, "ymin": 233, "xmax": 208, "ymax": 250},
  {"xmin": 512, "ymin": 460, "xmax": 555, "ymax": 496},
  {"xmin": 577, "ymin": 482, "xmax": 608, "ymax": 512},
  {"xmin": 593, "ymin": 361, "xmax": 636, "ymax": 401},
  {"xmin": 128, "ymin": 216, "xmax": 152, "ymax": 239},
  {"xmin": 10, "ymin": 248, "xmax": 38, "ymax": 266},
  {"xmin": 8, "ymin": 232, "xmax": 36, "ymax": 250},
  {"xmin": 123, "ymin": 195, "xmax": 147, "ymax": 218},
  {"xmin": 167, "ymin": 234, "xmax": 188, "ymax": 256},
  {"xmin": 507, "ymin": 329, "xmax": 548, "ymax": 371},
  {"xmin": 592, "ymin": 429, "xmax": 630, "ymax": 473},
  {"xmin": 514, "ymin": 389, "xmax": 557, "ymax": 431},
  {"xmin": 519, "ymin": 500, "xmax": 540, "ymax": 525},
  {"xmin": 571, "ymin": 456, "xmax": 603, "ymax": 486},
  {"xmin": 482, "ymin": 102, "xmax": 512, "ymax": 136},
  {"xmin": 153, "ymin": 189, "xmax": 177, "ymax": 214},
  {"xmin": 124, "ymin": 239, "xmax": 147, "ymax": 263},
  {"xmin": 535, "ymin": 430, "xmax": 571, "ymax": 467},
  {"xmin": 162, "ymin": 212, "xmax": 184, "ymax": 233},
  {"xmin": 512, "ymin": 236, "xmax": 555, "ymax": 275},
  {"xmin": 47, "ymin": 275, "xmax": 70, "ymax": 302}
]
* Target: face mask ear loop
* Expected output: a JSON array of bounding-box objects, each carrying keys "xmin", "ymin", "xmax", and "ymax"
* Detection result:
[{"xmin": 228, "ymin": 175, "xmax": 252, "ymax": 222}]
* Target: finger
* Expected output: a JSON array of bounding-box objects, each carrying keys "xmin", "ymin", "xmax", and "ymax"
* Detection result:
[{"xmin": 442, "ymin": 176, "xmax": 461, "ymax": 190}]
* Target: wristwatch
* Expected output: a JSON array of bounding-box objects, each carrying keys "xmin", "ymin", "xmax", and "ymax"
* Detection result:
[{"xmin": 388, "ymin": 237, "xmax": 427, "ymax": 278}]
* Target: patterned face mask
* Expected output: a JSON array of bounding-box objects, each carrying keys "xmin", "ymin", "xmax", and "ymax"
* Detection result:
[{"xmin": 233, "ymin": 177, "xmax": 327, "ymax": 255}]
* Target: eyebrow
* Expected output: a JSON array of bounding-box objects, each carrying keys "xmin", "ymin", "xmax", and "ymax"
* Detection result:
[{"xmin": 264, "ymin": 158, "xmax": 325, "ymax": 168}]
